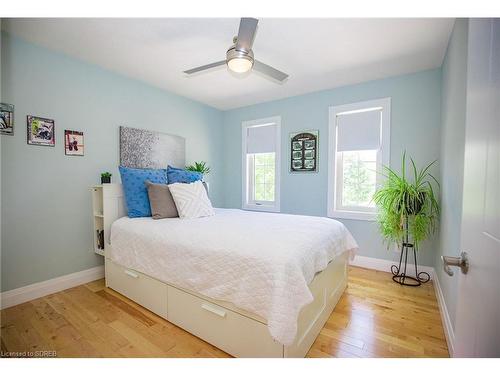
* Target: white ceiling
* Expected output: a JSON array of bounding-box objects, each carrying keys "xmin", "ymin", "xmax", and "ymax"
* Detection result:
[{"xmin": 2, "ymin": 18, "xmax": 454, "ymax": 110}]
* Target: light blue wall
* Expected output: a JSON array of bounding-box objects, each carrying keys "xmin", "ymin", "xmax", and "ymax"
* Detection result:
[
  {"xmin": 0, "ymin": 33, "xmax": 224, "ymax": 291},
  {"xmin": 222, "ymin": 69, "xmax": 442, "ymax": 266},
  {"xmin": 434, "ymin": 19, "xmax": 468, "ymax": 331},
  {"xmin": 1, "ymin": 29, "xmax": 450, "ymax": 292}
]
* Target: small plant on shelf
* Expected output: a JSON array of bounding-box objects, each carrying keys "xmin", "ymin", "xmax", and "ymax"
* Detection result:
[
  {"xmin": 185, "ymin": 161, "xmax": 211, "ymax": 175},
  {"xmin": 101, "ymin": 172, "xmax": 112, "ymax": 184}
]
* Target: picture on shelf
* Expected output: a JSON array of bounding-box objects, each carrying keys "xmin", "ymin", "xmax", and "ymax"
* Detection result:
[
  {"xmin": 27, "ymin": 115, "xmax": 55, "ymax": 146},
  {"xmin": 96, "ymin": 229, "xmax": 105, "ymax": 250},
  {"xmin": 65, "ymin": 130, "xmax": 84, "ymax": 156},
  {"xmin": 0, "ymin": 103, "xmax": 14, "ymax": 135},
  {"xmin": 290, "ymin": 130, "xmax": 319, "ymax": 172}
]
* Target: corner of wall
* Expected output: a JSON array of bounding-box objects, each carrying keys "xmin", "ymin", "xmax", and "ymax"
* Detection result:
[{"xmin": 434, "ymin": 18, "xmax": 469, "ymax": 342}]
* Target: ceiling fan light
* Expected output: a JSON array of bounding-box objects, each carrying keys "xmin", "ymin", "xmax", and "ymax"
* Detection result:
[{"xmin": 227, "ymin": 57, "xmax": 253, "ymax": 73}]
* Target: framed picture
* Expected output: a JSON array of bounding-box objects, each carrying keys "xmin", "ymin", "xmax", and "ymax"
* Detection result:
[
  {"xmin": 27, "ymin": 115, "xmax": 55, "ymax": 146},
  {"xmin": 292, "ymin": 159, "xmax": 303, "ymax": 169},
  {"xmin": 292, "ymin": 141, "xmax": 303, "ymax": 150},
  {"xmin": 290, "ymin": 130, "xmax": 319, "ymax": 173},
  {"xmin": 65, "ymin": 130, "xmax": 84, "ymax": 156},
  {"xmin": 304, "ymin": 149, "xmax": 315, "ymax": 159},
  {"xmin": 0, "ymin": 103, "xmax": 15, "ymax": 135}
]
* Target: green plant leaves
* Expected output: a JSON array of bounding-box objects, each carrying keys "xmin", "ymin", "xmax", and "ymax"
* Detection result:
[
  {"xmin": 373, "ymin": 151, "xmax": 439, "ymax": 249},
  {"xmin": 185, "ymin": 161, "xmax": 211, "ymax": 175}
]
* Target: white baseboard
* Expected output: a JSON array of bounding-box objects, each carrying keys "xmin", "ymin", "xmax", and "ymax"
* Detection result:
[
  {"xmin": 350, "ymin": 254, "xmax": 434, "ymax": 279},
  {"xmin": 432, "ymin": 270, "xmax": 456, "ymax": 357},
  {"xmin": 0, "ymin": 265, "xmax": 104, "ymax": 309}
]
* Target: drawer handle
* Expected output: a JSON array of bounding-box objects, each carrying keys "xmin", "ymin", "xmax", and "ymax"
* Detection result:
[
  {"xmin": 124, "ymin": 269, "xmax": 139, "ymax": 279},
  {"xmin": 201, "ymin": 303, "xmax": 226, "ymax": 318}
]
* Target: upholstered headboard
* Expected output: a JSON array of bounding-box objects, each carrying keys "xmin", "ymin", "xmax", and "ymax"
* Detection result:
[{"xmin": 119, "ymin": 126, "xmax": 185, "ymax": 169}]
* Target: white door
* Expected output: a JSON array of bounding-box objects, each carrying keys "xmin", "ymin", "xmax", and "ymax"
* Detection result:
[{"xmin": 454, "ymin": 18, "xmax": 500, "ymax": 357}]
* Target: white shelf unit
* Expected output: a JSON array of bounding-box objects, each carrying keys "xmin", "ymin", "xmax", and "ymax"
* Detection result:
[{"xmin": 91, "ymin": 184, "xmax": 125, "ymax": 256}]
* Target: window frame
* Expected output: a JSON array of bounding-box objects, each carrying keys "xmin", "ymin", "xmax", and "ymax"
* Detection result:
[
  {"xmin": 327, "ymin": 98, "xmax": 391, "ymax": 221},
  {"xmin": 241, "ymin": 116, "xmax": 281, "ymax": 212}
]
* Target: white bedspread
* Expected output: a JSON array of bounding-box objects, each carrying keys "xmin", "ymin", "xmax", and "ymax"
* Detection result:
[{"xmin": 109, "ymin": 208, "xmax": 357, "ymax": 346}]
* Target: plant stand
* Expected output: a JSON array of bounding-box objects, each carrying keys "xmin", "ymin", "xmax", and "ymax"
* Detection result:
[{"xmin": 391, "ymin": 217, "xmax": 430, "ymax": 286}]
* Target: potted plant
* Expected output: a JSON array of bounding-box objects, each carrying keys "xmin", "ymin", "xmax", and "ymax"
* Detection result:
[
  {"xmin": 185, "ymin": 161, "xmax": 211, "ymax": 178},
  {"xmin": 373, "ymin": 152, "xmax": 440, "ymax": 285},
  {"xmin": 101, "ymin": 172, "xmax": 112, "ymax": 184}
]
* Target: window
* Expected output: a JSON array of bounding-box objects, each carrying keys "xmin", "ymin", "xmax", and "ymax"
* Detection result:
[
  {"xmin": 242, "ymin": 117, "xmax": 281, "ymax": 212},
  {"xmin": 328, "ymin": 98, "xmax": 391, "ymax": 220},
  {"xmin": 253, "ymin": 153, "xmax": 276, "ymax": 202}
]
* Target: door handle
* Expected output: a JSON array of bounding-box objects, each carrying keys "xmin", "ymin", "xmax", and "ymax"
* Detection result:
[{"xmin": 441, "ymin": 252, "xmax": 469, "ymax": 276}]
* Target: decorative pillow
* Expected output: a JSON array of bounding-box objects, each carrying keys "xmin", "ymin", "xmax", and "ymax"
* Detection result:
[
  {"xmin": 145, "ymin": 180, "xmax": 179, "ymax": 219},
  {"xmin": 167, "ymin": 165, "xmax": 203, "ymax": 184},
  {"xmin": 168, "ymin": 181, "xmax": 215, "ymax": 219},
  {"xmin": 119, "ymin": 166, "xmax": 168, "ymax": 218}
]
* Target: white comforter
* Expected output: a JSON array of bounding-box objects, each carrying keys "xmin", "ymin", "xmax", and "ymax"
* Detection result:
[{"xmin": 109, "ymin": 208, "xmax": 357, "ymax": 346}]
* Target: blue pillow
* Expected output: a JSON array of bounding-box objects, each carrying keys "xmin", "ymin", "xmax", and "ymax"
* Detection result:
[
  {"xmin": 167, "ymin": 165, "xmax": 203, "ymax": 184},
  {"xmin": 119, "ymin": 166, "xmax": 168, "ymax": 218}
]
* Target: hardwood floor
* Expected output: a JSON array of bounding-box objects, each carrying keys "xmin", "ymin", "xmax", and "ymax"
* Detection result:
[{"xmin": 0, "ymin": 266, "xmax": 449, "ymax": 358}]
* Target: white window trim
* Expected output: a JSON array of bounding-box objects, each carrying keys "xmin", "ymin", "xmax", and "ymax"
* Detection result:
[
  {"xmin": 241, "ymin": 116, "xmax": 281, "ymax": 212},
  {"xmin": 327, "ymin": 98, "xmax": 391, "ymax": 221}
]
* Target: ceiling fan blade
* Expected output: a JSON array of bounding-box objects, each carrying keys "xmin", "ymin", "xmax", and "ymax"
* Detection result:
[
  {"xmin": 253, "ymin": 60, "xmax": 289, "ymax": 82},
  {"xmin": 183, "ymin": 60, "xmax": 226, "ymax": 75},
  {"xmin": 235, "ymin": 18, "xmax": 258, "ymax": 52}
]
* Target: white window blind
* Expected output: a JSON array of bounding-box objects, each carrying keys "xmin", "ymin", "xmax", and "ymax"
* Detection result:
[
  {"xmin": 242, "ymin": 117, "xmax": 281, "ymax": 213},
  {"xmin": 336, "ymin": 109, "xmax": 382, "ymax": 152},
  {"xmin": 246, "ymin": 124, "xmax": 277, "ymax": 154},
  {"xmin": 328, "ymin": 98, "xmax": 391, "ymax": 221}
]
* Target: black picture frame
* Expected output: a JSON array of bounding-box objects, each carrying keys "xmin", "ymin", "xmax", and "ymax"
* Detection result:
[{"xmin": 290, "ymin": 130, "xmax": 319, "ymax": 173}]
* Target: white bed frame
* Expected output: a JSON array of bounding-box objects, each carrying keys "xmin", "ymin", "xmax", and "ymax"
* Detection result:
[{"xmin": 101, "ymin": 184, "xmax": 348, "ymax": 358}]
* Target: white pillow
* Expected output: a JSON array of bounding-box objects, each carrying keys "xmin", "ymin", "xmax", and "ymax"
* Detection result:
[{"xmin": 168, "ymin": 181, "xmax": 215, "ymax": 219}]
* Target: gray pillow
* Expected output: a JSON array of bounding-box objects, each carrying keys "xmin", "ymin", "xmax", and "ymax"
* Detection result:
[{"xmin": 145, "ymin": 180, "xmax": 179, "ymax": 219}]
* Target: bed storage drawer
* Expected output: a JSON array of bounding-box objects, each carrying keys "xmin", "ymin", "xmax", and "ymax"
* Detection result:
[
  {"xmin": 167, "ymin": 286, "xmax": 283, "ymax": 358},
  {"xmin": 105, "ymin": 258, "xmax": 168, "ymax": 319}
]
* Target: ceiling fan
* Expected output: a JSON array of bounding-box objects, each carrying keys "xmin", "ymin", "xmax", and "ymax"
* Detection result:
[{"xmin": 183, "ymin": 18, "xmax": 289, "ymax": 82}]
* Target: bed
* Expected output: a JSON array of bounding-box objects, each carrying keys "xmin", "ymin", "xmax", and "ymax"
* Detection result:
[
  {"xmin": 104, "ymin": 192, "xmax": 356, "ymax": 356},
  {"xmin": 102, "ymin": 127, "xmax": 358, "ymax": 357}
]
